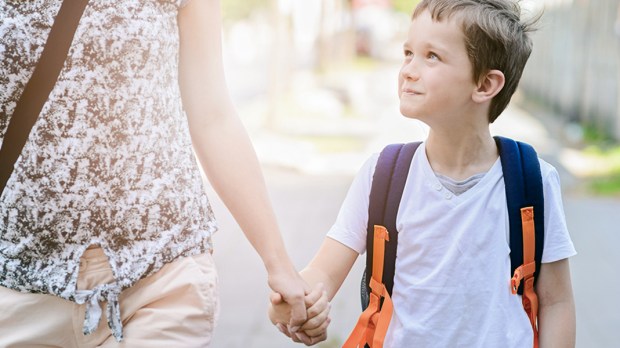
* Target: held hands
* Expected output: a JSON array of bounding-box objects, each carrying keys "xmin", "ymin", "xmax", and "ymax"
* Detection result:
[
  {"xmin": 269, "ymin": 283, "xmax": 331, "ymax": 346},
  {"xmin": 267, "ymin": 263, "xmax": 311, "ymax": 330}
]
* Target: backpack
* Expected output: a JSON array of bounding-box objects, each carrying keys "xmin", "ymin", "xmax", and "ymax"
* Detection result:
[{"xmin": 343, "ymin": 136, "xmax": 544, "ymax": 348}]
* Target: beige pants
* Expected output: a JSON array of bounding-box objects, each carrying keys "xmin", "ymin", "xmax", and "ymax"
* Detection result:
[{"xmin": 0, "ymin": 248, "xmax": 219, "ymax": 348}]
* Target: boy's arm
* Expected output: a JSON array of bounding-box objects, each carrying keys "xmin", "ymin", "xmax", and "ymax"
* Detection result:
[
  {"xmin": 300, "ymin": 237, "xmax": 360, "ymax": 300},
  {"xmin": 536, "ymin": 258, "xmax": 576, "ymax": 348}
]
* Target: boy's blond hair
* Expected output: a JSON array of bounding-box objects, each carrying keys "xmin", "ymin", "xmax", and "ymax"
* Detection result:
[{"xmin": 412, "ymin": 0, "xmax": 539, "ymax": 122}]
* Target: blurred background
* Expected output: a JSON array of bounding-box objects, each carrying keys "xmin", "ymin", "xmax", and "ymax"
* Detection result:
[{"xmin": 207, "ymin": 0, "xmax": 620, "ymax": 347}]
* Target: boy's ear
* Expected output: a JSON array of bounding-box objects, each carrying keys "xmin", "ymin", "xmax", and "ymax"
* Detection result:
[{"xmin": 472, "ymin": 69, "xmax": 505, "ymax": 103}]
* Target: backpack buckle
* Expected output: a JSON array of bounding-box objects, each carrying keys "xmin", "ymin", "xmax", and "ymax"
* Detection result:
[
  {"xmin": 511, "ymin": 261, "xmax": 536, "ymax": 294},
  {"xmin": 369, "ymin": 277, "xmax": 386, "ymax": 298}
]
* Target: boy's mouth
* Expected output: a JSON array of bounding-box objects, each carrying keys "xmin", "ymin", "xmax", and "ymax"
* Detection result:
[{"xmin": 402, "ymin": 88, "xmax": 421, "ymax": 95}]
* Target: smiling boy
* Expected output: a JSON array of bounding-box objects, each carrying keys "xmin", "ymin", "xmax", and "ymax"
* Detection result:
[{"xmin": 270, "ymin": 1, "xmax": 577, "ymax": 347}]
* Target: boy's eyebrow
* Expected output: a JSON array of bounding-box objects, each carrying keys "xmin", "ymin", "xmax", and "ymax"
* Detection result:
[
  {"xmin": 402, "ymin": 40, "xmax": 450, "ymax": 56},
  {"xmin": 426, "ymin": 43, "xmax": 449, "ymax": 55}
]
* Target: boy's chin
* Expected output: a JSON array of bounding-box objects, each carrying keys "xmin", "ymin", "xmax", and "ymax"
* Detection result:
[{"xmin": 399, "ymin": 109, "xmax": 423, "ymax": 120}]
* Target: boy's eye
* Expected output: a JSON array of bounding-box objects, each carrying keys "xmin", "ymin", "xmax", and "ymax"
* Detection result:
[
  {"xmin": 404, "ymin": 50, "xmax": 413, "ymax": 57},
  {"xmin": 428, "ymin": 52, "xmax": 439, "ymax": 60}
]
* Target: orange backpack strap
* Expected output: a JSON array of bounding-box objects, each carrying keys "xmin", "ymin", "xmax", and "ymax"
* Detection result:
[
  {"xmin": 496, "ymin": 137, "xmax": 544, "ymax": 348},
  {"xmin": 511, "ymin": 207, "xmax": 539, "ymax": 348},
  {"xmin": 344, "ymin": 225, "xmax": 394, "ymax": 348}
]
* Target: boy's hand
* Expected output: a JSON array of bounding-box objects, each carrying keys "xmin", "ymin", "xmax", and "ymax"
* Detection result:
[
  {"xmin": 298, "ymin": 284, "xmax": 330, "ymax": 339},
  {"xmin": 267, "ymin": 266, "xmax": 310, "ymax": 331},
  {"xmin": 269, "ymin": 283, "xmax": 331, "ymax": 346}
]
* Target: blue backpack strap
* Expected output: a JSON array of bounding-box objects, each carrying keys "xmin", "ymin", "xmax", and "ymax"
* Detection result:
[
  {"xmin": 362, "ymin": 142, "xmax": 421, "ymax": 309},
  {"xmin": 494, "ymin": 136, "xmax": 544, "ymax": 295}
]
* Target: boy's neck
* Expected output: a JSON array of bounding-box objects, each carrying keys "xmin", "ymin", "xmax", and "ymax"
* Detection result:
[{"xmin": 425, "ymin": 127, "xmax": 498, "ymax": 181}]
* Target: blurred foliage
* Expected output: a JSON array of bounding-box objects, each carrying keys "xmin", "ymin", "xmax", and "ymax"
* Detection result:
[
  {"xmin": 222, "ymin": 0, "xmax": 270, "ymax": 22},
  {"xmin": 583, "ymin": 123, "xmax": 616, "ymax": 145},
  {"xmin": 590, "ymin": 173, "xmax": 620, "ymax": 196},
  {"xmin": 221, "ymin": 0, "xmax": 423, "ymax": 21},
  {"xmin": 392, "ymin": 0, "xmax": 421, "ymax": 15},
  {"xmin": 584, "ymin": 145, "xmax": 620, "ymax": 196},
  {"xmin": 351, "ymin": 55, "xmax": 380, "ymax": 71}
]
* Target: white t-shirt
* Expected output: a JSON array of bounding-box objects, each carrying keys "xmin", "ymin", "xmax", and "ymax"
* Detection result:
[{"xmin": 327, "ymin": 142, "xmax": 576, "ymax": 348}]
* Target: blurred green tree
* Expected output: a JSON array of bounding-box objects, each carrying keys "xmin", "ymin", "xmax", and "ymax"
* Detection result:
[
  {"xmin": 222, "ymin": 0, "xmax": 271, "ymax": 22},
  {"xmin": 392, "ymin": 0, "xmax": 420, "ymax": 15}
]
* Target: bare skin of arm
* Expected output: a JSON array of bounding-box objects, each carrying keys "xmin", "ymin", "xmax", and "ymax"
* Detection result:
[
  {"xmin": 536, "ymin": 258, "xmax": 576, "ymax": 348},
  {"xmin": 177, "ymin": 0, "xmax": 308, "ymax": 328},
  {"xmin": 269, "ymin": 237, "xmax": 359, "ymax": 345}
]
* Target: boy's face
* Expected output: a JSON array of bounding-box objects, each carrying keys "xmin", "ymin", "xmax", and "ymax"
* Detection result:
[{"xmin": 398, "ymin": 10, "xmax": 477, "ymax": 124}]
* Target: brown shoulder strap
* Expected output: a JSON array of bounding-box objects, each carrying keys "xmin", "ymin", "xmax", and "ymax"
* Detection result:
[{"xmin": 0, "ymin": 0, "xmax": 90, "ymax": 195}]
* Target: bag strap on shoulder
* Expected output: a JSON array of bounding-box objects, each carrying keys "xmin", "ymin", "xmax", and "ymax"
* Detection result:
[
  {"xmin": 495, "ymin": 136, "xmax": 544, "ymax": 347},
  {"xmin": 362, "ymin": 142, "xmax": 421, "ymax": 308},
  {"xmin": 494, "ymin": 136, "xmax": 545, "ymax": 292},
  {"xmin": 0, "ymin": 0, "xmax": 90, "ymax": 195}
]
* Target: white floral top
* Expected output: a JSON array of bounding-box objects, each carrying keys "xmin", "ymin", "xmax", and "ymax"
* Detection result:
[{"xmin": 0, "ymin": 0, "xmax": 216, "ymax": 341}]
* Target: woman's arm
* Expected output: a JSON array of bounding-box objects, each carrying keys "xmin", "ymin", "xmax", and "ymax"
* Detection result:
[
  {"xmin": 536, "ymin": 258, "xmax": 576, "ymax": 347},
  {"xmin": 177, "ymin": 0, "xmax": 308, "ymax": 327}
]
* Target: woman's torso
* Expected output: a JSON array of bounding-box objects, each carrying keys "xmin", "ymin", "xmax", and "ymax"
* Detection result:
[{"xmin": 0, "ymin": 0, "xmax": 216, "ymax": 300}]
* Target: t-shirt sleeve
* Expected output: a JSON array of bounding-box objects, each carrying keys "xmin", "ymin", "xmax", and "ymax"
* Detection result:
[
  {"xmin": 540, "ymin": 159, "xmax": 577, "ymax": 263},
  {"xmin": 326, "ymin": 154, "xmax": 379, "ymax": 255}
]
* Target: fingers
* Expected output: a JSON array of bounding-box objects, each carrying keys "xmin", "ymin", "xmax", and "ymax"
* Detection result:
[
  {"xmin": 290, "ymin": 282, "xmax": 326, "ymax": 332},
  {"xmin": 303, "ymin": 283, "xmax": 325, "ymax": 307},
  {"xmin": 287, "ymin": 293, "xmax": 308, "ymax": 332},
  {"xmin": 268, "ymin": 291, "xmax": 292, "ymax": 325},
  {"xmin": 303, "ymin": 316, "xmax": 330, "ymax": 338},
  {"xmin": 292, "ymin": 330, "xmax": 312, "ymax": 345},
  {"xmin": 301, "ymin": 286, "xmax": 330, "ymax": 329},
  {"xmin": 306, "ymin": 289, "xmax": 329, "ymax": 320},
  {"xmin": 276, "ymin": 323, "xmax": 312, "ymax": 345},
  {"xmin": 276, "ymin": 323, "xmax": 292, "ymax": 339},
  {"xmin": 305, "ymin": 318, "xmax": 330, "ymax": 345},
  {"xmin": 267, "ymin": 268, "xmax": 310, "ymax": 331},
  {"xmin": 299, "ymin": 285, "xmax": 331, "ymax": 344},
  {"xmin": 293, "ymin": 318, "xmax": 330, "ymax": 346},
  {"xmin": 270, "ymin": 291, "xmax": 284, "ymax": 305},
  {"xmin": 301, "ymin": 301, "xmax": 330, "ymax": 336},
  {"xmin": 274, "ymin": 286, "xmax": 330, "ymax": 346}
]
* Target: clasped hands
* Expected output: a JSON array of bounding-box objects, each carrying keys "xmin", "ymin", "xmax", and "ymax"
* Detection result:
[{"xmin": 268, "ymin": 283, "xmax": 331, "ymax": 346}]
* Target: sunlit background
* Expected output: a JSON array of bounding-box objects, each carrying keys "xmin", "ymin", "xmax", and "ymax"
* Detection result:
[{"xmin": 209, "ymin": 1, "xmax": 620, "ymax": 347}]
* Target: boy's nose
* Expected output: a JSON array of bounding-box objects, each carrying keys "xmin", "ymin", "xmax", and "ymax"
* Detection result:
[{"xmin": 400, "ymin": 59, "xmax": 420, "ymax": 81}]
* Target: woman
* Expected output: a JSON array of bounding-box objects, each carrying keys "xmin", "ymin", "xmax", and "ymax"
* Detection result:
[{"xmin": 0, "ymin": 0, "xmax": 310, "ymax": 346}]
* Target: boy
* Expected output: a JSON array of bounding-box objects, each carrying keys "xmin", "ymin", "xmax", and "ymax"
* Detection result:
[{"xmin": 270, "ymin": 0, "xmax": 577, "ymax": 347}]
